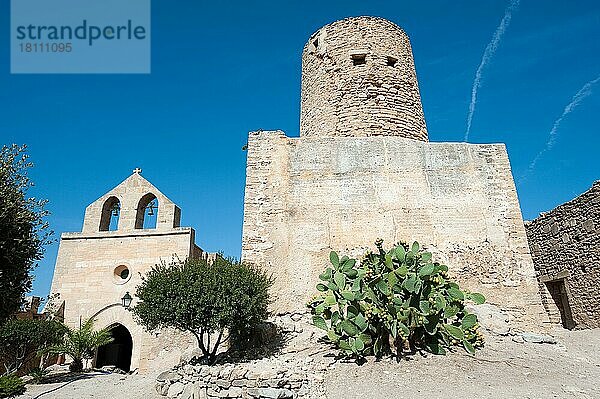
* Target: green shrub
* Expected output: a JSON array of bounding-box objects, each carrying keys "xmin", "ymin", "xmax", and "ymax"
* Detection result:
[
  {"xmin": 0, "ymin": 318, "xmax": 66, "ymax": 376},
  {"xmin": 132, "ymin": 256, "xmax": 273, "ymax": 364},
  {"xmin": 307, "ymin": 240, "xmax": 486, "ymax": 360},
  {"xmin": 0, "ymin": 375, "xmax": 25, "ymax": 398}
]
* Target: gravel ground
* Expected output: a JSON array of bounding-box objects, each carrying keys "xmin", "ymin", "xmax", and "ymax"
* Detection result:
[
  {"xmin": 17, "ymin": 327, "xmax": 600, "ymax": 399},
  {"xmin": 18, "ymin": 371, "xmax": 161, "ymax": 399},
  {"xmin": 325, "ymin": 327, "xmax": 600, "ymax": 399}
]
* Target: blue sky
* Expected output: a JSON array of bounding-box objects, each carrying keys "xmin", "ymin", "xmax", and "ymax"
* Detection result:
[{"xmin": 1, "ymin": 0, "xmax": 599, "ymax": 299}]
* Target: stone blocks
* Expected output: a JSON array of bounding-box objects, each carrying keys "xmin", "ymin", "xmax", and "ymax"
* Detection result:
[
  {"xmin": 241, "ymin": 132, "xmax": 547, "ymax": 329},
  {"xmin": 525, "ymin": 181, "xmax": 600, "ymax": 329},
  {"xmin": 300, "ymin": 16, "xmax": 428, "ymax": 140}
]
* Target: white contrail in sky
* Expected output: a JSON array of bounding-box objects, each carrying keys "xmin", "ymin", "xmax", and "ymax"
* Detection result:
[
  {"xmin": 520, "ymin": 75, "xmax": 600, "ymax": 182},
  {"xmin": 464, "ymin": 0, "xmax": 521, "ymax": 142}
]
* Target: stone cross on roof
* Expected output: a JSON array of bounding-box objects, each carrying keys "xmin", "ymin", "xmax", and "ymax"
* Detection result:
[{"xmin": 133, "ymin": 167, "xmax": 142, "ymax": 175}]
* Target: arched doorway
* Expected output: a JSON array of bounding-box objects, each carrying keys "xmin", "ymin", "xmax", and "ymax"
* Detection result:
[{"xmin": 95, "ymin": 324, "xmax": 133, "ymax": 372}]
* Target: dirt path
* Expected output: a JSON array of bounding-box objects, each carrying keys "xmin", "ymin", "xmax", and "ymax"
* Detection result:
[
  {"xmin": 18, "ymin": 371, "xmax": 161, "ymax": 399},
  {"xmin": 324, "ymin": 328, "xmax": 600, "ymax": 399},
  {"xmin": 17, "ymin": 328, "xmax": 600, "ymax": 399}
]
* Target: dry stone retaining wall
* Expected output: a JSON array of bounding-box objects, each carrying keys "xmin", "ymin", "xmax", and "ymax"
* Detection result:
[{"xmin": 156, "ymin": 361, "xmax": 312, "ymax": 399}]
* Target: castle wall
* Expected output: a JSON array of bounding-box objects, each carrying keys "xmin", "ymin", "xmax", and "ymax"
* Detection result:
[
  {"xmin": 300, "ymin": 17, "xmax": 428, "ymax": 140},
  {"xmin": 242, "ymin": 131, "xmax": 547, "ymax": 329},
  {"xmin": 525, "ymin": 181, "xmax": 600, "ymax": 329},
  {"xmin": 50, "ymin": 228, "xmax": 197, "ymax": 371}
]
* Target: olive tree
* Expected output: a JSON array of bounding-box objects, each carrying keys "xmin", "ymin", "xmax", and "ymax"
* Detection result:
[
  {"xmin": 0, "ymin": 145, "xmax": 52, "ymax": 323},
  {"xmin": 132, "ymin": 257, "xmax": 273, "ymax": 364}
]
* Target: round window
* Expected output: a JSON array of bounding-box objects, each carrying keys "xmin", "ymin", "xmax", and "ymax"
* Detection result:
[{"xmin": 113, "ymin": 265, "xmax": 131, "ymax": 285}]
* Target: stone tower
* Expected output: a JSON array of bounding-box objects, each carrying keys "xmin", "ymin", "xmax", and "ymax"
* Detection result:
[
  {"xmin": 300, "ymin": 16, "xmax": 428, "ymax": 140},
  {"xmin": 242, "ymin": 16, "xmax": 548, "ymax": 330}
]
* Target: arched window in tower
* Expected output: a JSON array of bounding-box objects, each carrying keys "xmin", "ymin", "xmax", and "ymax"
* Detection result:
[
  {"xmin": 99, "ymin": 196, "xmax": 121, "ymax": 231},
  {"xmin": 135, "ymin": 193, "xmax": 158, "ymax": 229}
]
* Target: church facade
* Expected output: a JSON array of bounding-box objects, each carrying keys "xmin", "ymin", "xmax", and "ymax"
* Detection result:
[{"xmin": 50, "ymin": 170, "xmax": 209, "ymax": 371}]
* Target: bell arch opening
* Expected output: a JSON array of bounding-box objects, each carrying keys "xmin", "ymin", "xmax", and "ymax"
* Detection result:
[
  {"xmin": 135, "ymin": 193, "xmax": 158, "ymax": 229},
  {"xmin": 99, "ymin": 196, "xmax": 121, "ymax": 232},
  {"xmin": 95, "ymin": 323, "xmax": 133, "ymax": 372}
]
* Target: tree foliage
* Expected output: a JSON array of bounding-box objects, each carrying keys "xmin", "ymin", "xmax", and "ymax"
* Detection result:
[
  {"xmin": 308, "ymin": 240, "xmax": 486, "ymax": 360},
  {"xmin": 43, "ymin": 318, "xmax": 113, "ymax": 372},
  {"xmin": 0, "ymin": 318, "xmax": 66, "ymax": 376},
  {"xmin": 0, "ymin": 144, "xmax": 52, "ymax": 323},
  {"xmin": 132, "ymin": 256, "xmax": 273, "ymax": 364}
]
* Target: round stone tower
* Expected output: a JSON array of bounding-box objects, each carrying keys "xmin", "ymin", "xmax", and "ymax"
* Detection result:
[{"xmin": 300, "ymin": 16, "xmax": 428, "ymax": 141}]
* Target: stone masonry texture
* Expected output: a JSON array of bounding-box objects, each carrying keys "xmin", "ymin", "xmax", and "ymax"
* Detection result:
[
  {"xmin": 241, "ymin": 132, "xmax": 547, "ymax": 329},
  {"xmin": 242, "ymin": 16, "xmax": 547, "ymax": 330},
  {"xmin": 300, "ymin": 17, "xmax": 428, "ymax": 141},
  {"xmin": 525, "ymin": 181, "xmax": 600, "ymax": 329}
]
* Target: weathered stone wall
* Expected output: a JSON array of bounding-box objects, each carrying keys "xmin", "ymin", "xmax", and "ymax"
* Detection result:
[
  {"xmin": 156, "ymin": 359, "xmax": 312, "ymax": 399},
  {"xmin": 50, "ymin": 172, "xmax": 205, "ymax": 372},
  {"xmin": 300, "ymin": 17, "xmax": 428, "ymax": 141},
  {"xmin": 242, "ymin": 131, "xmax": 547, "ymax": 329},
  {"xmin": 525, "ymin": 181, "xmax": 600, "ymax": 329}
]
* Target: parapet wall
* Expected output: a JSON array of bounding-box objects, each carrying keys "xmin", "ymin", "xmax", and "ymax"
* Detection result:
[
  {"xmin": 242, "ymin": 131, "xmax": 547, "ymax": 330},
  {"xmin": 525, "ymin": 181, "xmax": 600, "ymax": 329},
  {"xmin": 300, "ymin": 16, "xmax": 428, "ymax": 140}
]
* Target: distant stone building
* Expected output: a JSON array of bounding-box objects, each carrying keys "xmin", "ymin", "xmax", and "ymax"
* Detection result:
[
  {"xmin": 15, "ymin": 296, "xmax": 44, "ymax": 320},
  {"xmin": 241, "ymin": 16, "xmax": 547, "ymax": 329},
  {"xmin": 50, "ymin": 169, "xmax": 211, "ymax": 372},
  {"xmin": 525, "ymin": 181, "xmax": 600, "ymax": 329}
]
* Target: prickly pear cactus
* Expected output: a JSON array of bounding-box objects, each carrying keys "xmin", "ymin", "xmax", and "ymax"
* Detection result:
[{"xmin": 307, "ymin": 240, "xmax": 486, "ymax": 359}]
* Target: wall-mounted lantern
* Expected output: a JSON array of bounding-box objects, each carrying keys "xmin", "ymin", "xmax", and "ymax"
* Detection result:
[{"xmin": 121, "ymin": 292, "xmax": 133, "ymax": 308}]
